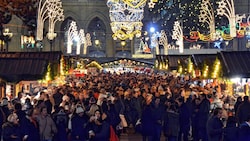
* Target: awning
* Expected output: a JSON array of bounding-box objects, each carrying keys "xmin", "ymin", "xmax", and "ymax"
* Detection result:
[
  {"xmin": 191, "ymin": 54, "xmax": 217, "ymax": 67},
  {"xmin": 218, "ymin": 51, "xmax": 250, "ymax": 78},
  {"xmin": 0, "ymin": 51, "xmax": 62, "ymax": 82},
  {"xmin": 0, "ymin": 58, "xmax": 48, "ymax": 82},
  {"xmin": 167, "ymin": 55, "xmax": 190, "ymax": 70}
]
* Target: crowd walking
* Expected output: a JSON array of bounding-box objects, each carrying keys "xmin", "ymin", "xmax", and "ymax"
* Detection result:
[{"xmin": 0, "ymin": 72, "xmax": 250, "ymax": 141}]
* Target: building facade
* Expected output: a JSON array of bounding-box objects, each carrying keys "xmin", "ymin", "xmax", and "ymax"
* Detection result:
[{"xmin": 2, "ymin": 0, "xmax": 250, "ymax": 57}]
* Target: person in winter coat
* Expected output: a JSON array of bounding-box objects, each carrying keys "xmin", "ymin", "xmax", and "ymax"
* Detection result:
[
  {"xmin": 207, "ymin": 107, "xmax": 224, "ymax": 141},
  {"xmin": 141, "ymin": 94, "xmax": 154, "ymax": 141},
  {"xmin": 238, "ymin": 114, "xmax": 250, "ymax": 141},
  {"xmin": 71, "ymin": 106, "xmax": 88, "ymax": 141},
  {"xmin": 89, "ymin": 112, "xmax": 110, "ymax": 141},
  {"xmin": 236, "ymin": 96, "xmax": 250, "ymax": 124},
  {"xmin": 53, "ymin": 107, "xmax": 68, "ymax": 141},
  {"xmin": 191, "ymin": 97, "xmax": 200, "ymax": 141},
  {"xmin": 163, "ymin": 102, "xmax": 180, "ymax": 141},
  {"xmin": 37, "ymin": 106, "xmax": 57, "ymax": 141},
  {"xmin": 151, "ymin": 98, "xmax": 165, "ymax": 141},
  {"xmin": 197, "ymin": 94, "xmax": 210, "ymax": 141},
  {"xmin": 223, "ymin": 116, "xmax": 239, "ymax": 141},
  {"xmin": 20, "ymin": 108, "xmax": 40, "ymax": 141},
  {"xmin": 177, "ymin": 97, "xmax": 191, "ymax": 141},
  {"xmin": 2, "ymin": 113, "xmax": 22, "ymax": 141}
]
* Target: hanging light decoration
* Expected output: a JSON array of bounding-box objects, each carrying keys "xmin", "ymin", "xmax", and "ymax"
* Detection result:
[
  {"xmin": 107, "ymin": 0, "xmax": 158, "ymax": 40},
  {"xmin": 158, "ymin": 30, "xmax": 168, "ymax": 55},
  {"xmin": 172, "ymin": 21, "xmax": 184, "ymax": 53},
  {"xmin": 36, "ymin": 0, "xmax": 64, "ymax": 41},
  {"xmin": 217, "ymin": 0, "xmax": 236, "ymax": 37},
  {"xmin": 67, "ymin": 21, "xmax": 78, "ymax": 54},
  {"xmin": 199, "ymin": 0, "xmax": 216, "ymax": 41},
  {"xmin": 67, "ymin": 21, "xmax": 92, "ymax": 55}
]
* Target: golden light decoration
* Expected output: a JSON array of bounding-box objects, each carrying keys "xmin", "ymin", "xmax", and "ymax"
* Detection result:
[
  {"xmin": 107, "ymin": 0, "xmax": 158, "ymax": 40},
  {"xmin": 211, "ymin": 58, "xmax": 221, "ymax": 79}
]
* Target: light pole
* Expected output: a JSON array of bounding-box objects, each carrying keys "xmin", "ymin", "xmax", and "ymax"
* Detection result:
[
  {"xmin": 217, "ymin": 0, "xmax": 236, "ymax": 37},
  {"xmin": 199, "ymin": 0, "xmax": 216, "ymax": 40},
  {"xmin": 36, "ymin": 0, "xmax": 64, "ymax": 51}
]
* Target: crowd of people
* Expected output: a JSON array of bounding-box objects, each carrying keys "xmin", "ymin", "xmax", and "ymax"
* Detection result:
[{"xmin": 0, "ymin": 71, "xmax": 250, "ymax": 141}]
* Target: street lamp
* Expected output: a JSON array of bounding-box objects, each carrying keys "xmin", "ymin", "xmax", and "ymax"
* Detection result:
[
  {"xmin": 217, "ymin": 0, "xmax": 236, "ymax": 37},
  {"xmin": 199, "ymin": 0, "xmax": 216, "ymax": 40},
  {"xmin": 121, "ymin": 40, "xmax": 126, "ymax": 50},
  {"xmin": 36, "ymin": 0, "xmax": 64, "ymax": 51},
  {"xmin": 172, "ymin": 21, "xmax": 184, "ymax": 53},
  {"xmin": 21, "ymin": 35, "xmax": 35, "ymax": 49},
  {"xmin": 94, "ymin": 39, "xmax": 100, "ymax": 49},
  {"xmin": 2, "ymin": 28, "xmax": 13, "ymax": 52}
]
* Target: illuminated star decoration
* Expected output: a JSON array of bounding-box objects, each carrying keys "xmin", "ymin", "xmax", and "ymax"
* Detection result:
[
  {"xmin": 214, "ymin": 40, "xmax": 222, "ymax": 48},
  {"xmin": 148, "ymin": 0, "xmax": 156, "ymax": 8}
]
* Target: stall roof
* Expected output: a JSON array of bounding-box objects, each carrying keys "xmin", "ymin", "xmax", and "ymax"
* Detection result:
[
  {"xmin": 219, "ymin": 51, "xmax": 250, "ymax": 78},
  {"xmin": 0, "ymin": 58, "xmax": 47, "ymax": 82},
  {"xmin": 191, "ymin": 54, "xmax": 217, "ymax": 66},
  {"xmin": 0, "ymin": 51, "xmax": 62, "ymax": 62},
  {"xmin": 0, "ymin": 52, "xmax": 62, "ymax": 82},
  {"xmin": 167, "ymin": 55, "xmax": 190, "ymax": 70}
]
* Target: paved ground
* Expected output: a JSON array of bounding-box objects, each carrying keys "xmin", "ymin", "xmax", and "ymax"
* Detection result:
[{"xmin": 120, "ymin": 133, "xmax": 166, "ymax": 141}]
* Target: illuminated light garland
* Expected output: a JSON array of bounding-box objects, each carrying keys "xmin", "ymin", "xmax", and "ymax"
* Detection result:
[
  {"xmin": 122, "ymin": 0, "xmax": 147, "ymax": 8},
  {"xmin": 107, "ymin": 0, "xmax": 145, "ymax": 40},
  {"xmin": 107, "ymin": 0, "xmax": 157, "ymax": 40},
  {"xmin": 186, "ymin": 30, "xmax": 233, "ymax": 42},
  {"xmin": 110, "ymin": 22, "xmax": 143, "ymax": 40}
]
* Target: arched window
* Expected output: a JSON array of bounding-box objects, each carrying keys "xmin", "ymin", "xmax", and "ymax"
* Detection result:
[{"xmin": 87, "ymin": 17, "xmax": 106, "ymax": 57}]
